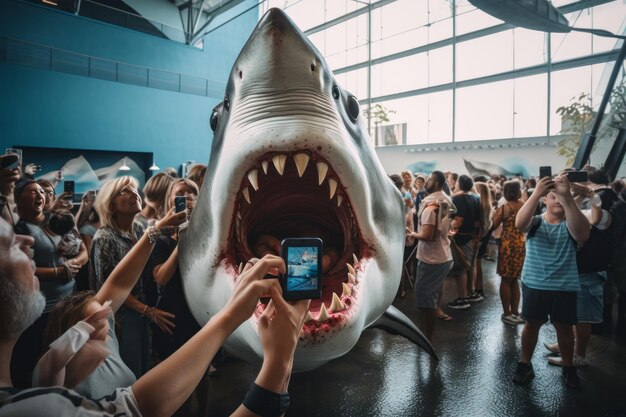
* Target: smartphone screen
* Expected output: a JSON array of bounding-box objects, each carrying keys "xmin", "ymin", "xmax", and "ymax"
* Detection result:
[
  {"xmin": 175, "ymin": 196, "xmax": 186, "ymax": 213},
  {"xmin": 63, "ymin": 181, "xmax": 75, "ymax": 202},
  {"xmin": 281, "ymin": 238, "xmax": 323, "ymax": 300},
  {"xmin": 539, "ymin": 166, "xmax": 552, "ymax": 179}
]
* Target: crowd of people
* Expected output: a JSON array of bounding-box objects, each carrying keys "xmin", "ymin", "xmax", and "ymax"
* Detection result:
[
  {"xmin": 0, "ymin": 157, "xmax": 309, "ymax": 416},
  {"xmin": 395, "ymin": 167, "xmax": 626, "ymax": 389},
  {"xmin": 1, "ymin": 150, "xmax": 626, "ymax": 415}
]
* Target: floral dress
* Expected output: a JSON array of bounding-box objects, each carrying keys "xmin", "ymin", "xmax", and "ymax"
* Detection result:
[{"xmin": 497, "ymin": 204, "xmax": 526, "ymax": 279}]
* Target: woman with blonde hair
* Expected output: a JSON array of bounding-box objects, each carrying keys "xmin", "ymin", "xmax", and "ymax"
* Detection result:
[
  {"xmin": 90, "ymin": 176, "xmax": 175, "ymax": 378},
  {"xmin": 186, "ymin": 163, "xmax": 207, "ymax": 190},
  {"xmin": 134, "ymin": 173, "xmax": 174, "ymax": 229}
]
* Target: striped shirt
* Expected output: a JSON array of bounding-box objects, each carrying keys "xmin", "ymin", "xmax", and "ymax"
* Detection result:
[{"xmin": 521, "ymin": 215, "xmax": 580, "ymax": 292}]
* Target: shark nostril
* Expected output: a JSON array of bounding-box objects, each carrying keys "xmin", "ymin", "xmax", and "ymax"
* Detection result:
[
  {"xmin": 239, "ymin": 70, "xmax": 242, "ymax": 79},
  {"xmin": 310, "ymin": 63, "xmax": 315, "ymax": 72},
  {"xmin": 224, "ymin": 97, "xmax": 230, "ymax": 111},
  {"xmin": 332, "ymin": 86, "xmax": 340, "ymax": 100}
]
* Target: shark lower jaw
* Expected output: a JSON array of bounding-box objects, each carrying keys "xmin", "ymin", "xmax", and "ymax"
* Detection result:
[{"xmin": 218, "ymin": 148, "xmax": 377, "ymax": 339}]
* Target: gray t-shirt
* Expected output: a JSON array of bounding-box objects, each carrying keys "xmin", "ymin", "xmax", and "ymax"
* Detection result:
[
  {"xmin": 20, "ymin": 221, "xmax": 75, "ymax": 313},
  {"xmin": 74, "ymin": 315, "xmax": 137, "ymax": 399}
]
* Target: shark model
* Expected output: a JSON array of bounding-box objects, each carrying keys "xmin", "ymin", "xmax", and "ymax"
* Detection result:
[{"xmin": 179, "ymin": 8, "xmax": 435, "ymax": 371}]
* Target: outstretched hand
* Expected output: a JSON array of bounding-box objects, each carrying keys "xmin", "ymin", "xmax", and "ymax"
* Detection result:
[
  {"xmin": 258, "ymin": 286, "xmax": 310, "ymax": 362},
  {"xmin": 222, "ymin": 255, "xmax": 285, "ymax": 327},
  {"xmin": 534, "ymin": 176, "xmax": 556, "ymax": 198}
]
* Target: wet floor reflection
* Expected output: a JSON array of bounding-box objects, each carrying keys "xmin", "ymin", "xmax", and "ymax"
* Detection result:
[{"xmin": 205, "ymin": 260, "xmax": 626, "ymax": 417}]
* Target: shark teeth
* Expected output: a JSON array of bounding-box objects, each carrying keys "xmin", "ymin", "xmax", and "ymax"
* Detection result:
[
  {"xmin": 293, "ymin": 153, "xmax": 310, "ymax": 177},
  {"xmin": 337, "ymin": 195, "xmax": 343, "ymax": 207},
  {"xmin": 248, "ymin": 169, "xmax": 259, "ymax": 191},
  {"xmin": 348, "ymin": 273, "xmax": 356, "ymax": 284},
  {"xmin": 242, "ymin": 187, "xmax": 251, "ymax": 204},
  {"xmin": 316, "ymin": 161, "xmax": 328, "ymax": 185},
  {"xmin": 261, "ymin": 160, "xmax": 269, "ymax": 175},
  {"xmin": 272, "ymin": 154, "xmax": 287, "ymax": 175},
  {"xmin": 304, "ymin": 311, "xmax": 314, "ymax": 322},
  {"xmin": 316, "ymin": 303, "xmax": 329, "ymax": 322},
  {"xmin": 328, "ymin": 179, "xmax": 337, "ymax": 199},
  {"xmin": 346, "ymin": 263, "xmax": 356, "ymax": 275},
  {"xmin": 330, "ymin": 292, "xmax": 344, "ymax": 312},
  {"xmin": 342, "ymin": 282, "xmax": 351, "ymax": 297},
  {"xmin": 353, "ymin": 253, "xmax": 359, "ymax": 265}
]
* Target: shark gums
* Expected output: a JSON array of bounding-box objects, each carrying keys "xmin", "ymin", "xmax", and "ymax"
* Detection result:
[{"xmin": 179, "ymin": 8, "xmax": 435, "ymax": 371}]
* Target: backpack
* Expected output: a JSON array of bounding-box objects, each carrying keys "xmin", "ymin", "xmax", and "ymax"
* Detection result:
[{"xmin": 417, "ymin": 194, "xmax": 456, "ymax": 240}]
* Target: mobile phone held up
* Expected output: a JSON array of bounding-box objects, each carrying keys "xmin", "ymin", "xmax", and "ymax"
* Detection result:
[
  {"xmin": 63, "ymin": 181, "xmax": 75, "ymax": 203},
  {"xmin": 280, "ymin": 238, "xmax": 323, "ymax": 301},
  {"xmin": 567, "ymin": 170, "xmax": 588, "ymax": 183},
  {"xmin": 0, "ymin": 154, "xmax": 20, "ymax": 170},
  {"xmin": 175, "ymin": 196, "xmax": 187, "ymax": 213},
  {"xmin": 539, "ymin": 166, "xmax": 552, "ymax": 179}
]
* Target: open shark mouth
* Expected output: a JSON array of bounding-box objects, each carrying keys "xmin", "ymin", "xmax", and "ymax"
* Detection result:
[
  {"xmin": 226, "ymin": 150, "xmax": 375, "ymax": 342},
  {"xmin": 178, "ymin": 7, "xmax": 436, "ymax": 370}
]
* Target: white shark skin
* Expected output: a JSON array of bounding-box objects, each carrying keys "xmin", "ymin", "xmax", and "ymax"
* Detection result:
[{"xmin": 179, "ymin": 8, "xmax": 405, "ymax": 371}]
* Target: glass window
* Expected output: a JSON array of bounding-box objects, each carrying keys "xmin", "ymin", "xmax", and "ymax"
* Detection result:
[
  {"xmin": 551, "ymin": 9, "xmax": 593, "ymax": 63},
  {"xmin": 513, "ymin": 74, "xmax": 548, "ymax": 138},
  {"xmin": 429, "ymin": 45, "xmax": 453, "ymax": 86},
  {"xmin": 456, "ymin": 80, "xmax": 514, "ymax": 141},
  {"xmin": 456, "ymin": 30, "xmax": 513, "ymax": 82},
  {"xmin": 514, "ymin": 28, "xmax": 547, "ymax": 69},
  {"xmin": 549, "ymin": 66, "xmax": 593, "ymax": 136},
  {"xmin": 371, "ymin": 53, "xmax": 430, "ymax": 97},
  {"xmin": 590, "ymin": 3, "xmax": 626, "ymax": 54},
  {"xmin": 455, "ymin": 1, "xmax": 503, "ymax": 35}
]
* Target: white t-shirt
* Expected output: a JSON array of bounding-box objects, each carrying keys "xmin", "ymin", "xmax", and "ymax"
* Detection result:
[{"xmin": 416, "ymin": 192, "xmax": 453, "ymax": 264}]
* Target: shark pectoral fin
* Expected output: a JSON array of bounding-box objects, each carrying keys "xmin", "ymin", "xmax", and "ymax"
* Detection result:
[{"xmin": 369, "ymin": 305, "xmax": 439, "ymax": 361}]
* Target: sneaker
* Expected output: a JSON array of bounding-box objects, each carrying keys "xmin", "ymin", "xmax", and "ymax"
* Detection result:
[
  {"xmin": 512, "ymin": 362, "xmax": 535, "ymax": 385},
  {"xmin": 562, "ymin": 365, "xmax": 581, "ymax": 389},
  {"xmin": 544, "ymin": 342, "xmax": 561, "ymax": 354},
  {"xmin": 502, "ymin": 314, "xmax": 522, "ymax": 325},
  {"xmin": 547, "ymin": 354, "xmax": 587, "ymax": 367},
  {"xmin": 447, "ymin": 298, "xmax": 470, "ymax": 310},
  {"xmin": 466, "ymin": 292, "xmax": 484, "ymax": 303}
]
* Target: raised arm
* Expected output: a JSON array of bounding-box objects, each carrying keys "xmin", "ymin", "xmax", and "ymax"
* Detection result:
[
  {"xmin": 554, "ymin": 174, "xmax": 590, "ymax": 243},
  {"xmin": 94, "ymin": 209, "xmax": 186, "ymax": 312},
  {"xmin": 516, "ymin": 176, "xmax": 554, "ymax": 233},
  {"xmin": 132, "ymin": 255, "xmax": 307, "ymax": 417}
]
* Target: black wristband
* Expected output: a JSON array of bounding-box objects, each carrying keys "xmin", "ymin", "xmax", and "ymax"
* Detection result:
[{"xmin": 242, "ymin": 382, "xmax": 290, "ymax": 417}]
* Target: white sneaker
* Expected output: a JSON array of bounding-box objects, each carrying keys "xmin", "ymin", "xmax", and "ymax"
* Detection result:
[
  {"xmin": 547, "ymin": 354, "xmax": 587, "ymax": 367},
  {"xmin": 501, "ymin": 314, "xmax": 522, "ymax": 325},
  {"xmin": 544, "ymin": 342, "xmax": 560, "ymax": 354},
  {"xmin": 511, "ymin": 314, "xmax": 525, "ymax": 324}
]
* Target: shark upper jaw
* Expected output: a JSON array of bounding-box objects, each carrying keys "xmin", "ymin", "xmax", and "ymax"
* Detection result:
[{"xmin": 223, "ymin": 146, "xmax": 375, "ymax": 341}]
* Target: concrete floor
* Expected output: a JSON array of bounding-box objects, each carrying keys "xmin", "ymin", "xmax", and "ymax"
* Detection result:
[{"xmin": 200, "ymin": 259, "xmax": 626, "ymax": 417}]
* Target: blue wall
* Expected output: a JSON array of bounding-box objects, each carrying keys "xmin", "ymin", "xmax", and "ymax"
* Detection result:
[{"xmin": 0, "ymin": 0, "xmax": 259, "ymax": 171}]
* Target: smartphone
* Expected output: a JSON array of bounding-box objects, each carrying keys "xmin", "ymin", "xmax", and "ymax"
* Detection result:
[
  {"xmin": 567, "ymin": 170, "xmax": 588, "ymax": 183},
  {"xmin": 280, "ymin": 238, "xmax": 323, "ymax": 301},
  {"xmin": 63, "ymin": 181, "xmax": 75, "ymax": 202},
  {"xmin": 539, "ymin": 166, "xmax": 552, "ymax": 179},
  {"xmin": 175, "ymin": 195, "xmax": 187, "ymax": 213},
  {"xmin": 0, "ymin": 154, "xmax": 20, "ymax": 170}
]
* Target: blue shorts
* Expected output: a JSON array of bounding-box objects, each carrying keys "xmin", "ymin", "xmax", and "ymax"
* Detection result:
[
  {"xmin": 415, "ymin": 260, "xmax": 453, "ymax": 309},
  {"xmin": 577, "ymin": 273, "xmax": 605, "ymax": 323},
  {"xmin": 521, "ymin": 284, "xmax": 577, "ymax": 325}
]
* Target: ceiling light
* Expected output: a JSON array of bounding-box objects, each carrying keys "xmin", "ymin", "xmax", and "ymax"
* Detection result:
[
  {"xmin": 149, "ymin": 162, "xmax": 160, "ymax": 171},
  {"xmin": 119, "ymin": 157, "xmax": 131, "ymax": 171}
]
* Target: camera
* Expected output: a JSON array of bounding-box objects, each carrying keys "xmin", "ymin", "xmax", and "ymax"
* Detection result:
[{"xmin": 280, "ymin": 238, "xmax": 323, "ymax": 301}]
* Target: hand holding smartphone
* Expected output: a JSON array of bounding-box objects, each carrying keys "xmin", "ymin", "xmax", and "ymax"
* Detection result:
[
  {"xmin": 280, "ymin": 238, "xmax": 323, "ymax": 301},
  {"xmin": 174, "ymin": 196, "xmax": 187, "ymax": 213},
  {"xmin": 539, "ymin": 166, "xmax": 552, "ymax": 179},
  {"xmin": 0, "ymin": 154, "xmax": 20, "ymax": 170}
]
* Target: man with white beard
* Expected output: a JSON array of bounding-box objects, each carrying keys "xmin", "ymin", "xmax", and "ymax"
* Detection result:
[{"xmin": 0, "ymin": 217, "xmax": 310, "ymax": 416}]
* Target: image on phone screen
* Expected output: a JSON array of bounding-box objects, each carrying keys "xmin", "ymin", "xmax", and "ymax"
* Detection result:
[
  {"xmin": 175, "ymin": 196, "xmax": 186, "ymax": 213},
  {"xmin": 286, "ymin": 246, "xmax": 319, "ymax": 291}
]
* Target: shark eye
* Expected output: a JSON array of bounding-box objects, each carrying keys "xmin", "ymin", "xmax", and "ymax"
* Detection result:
[
  {"xmin": 210, "ymin": 110, "xmax": 218, "ymax": 132},
  {"xmin": 332, "ymin": 86, "xmax": 340, "ymax": 100},
  {"xmin": 224, "ymin": 97, "xmax": 230, "ymax": 111},
  {"xmin": 347, "ymin": 96, "xmax": 360, "ymax": 122}
]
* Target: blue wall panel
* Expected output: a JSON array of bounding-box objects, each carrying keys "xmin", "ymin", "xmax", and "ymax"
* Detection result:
[{"xmin": 0, "ymin": 0, "xmax": 258, "ymax": 171}]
